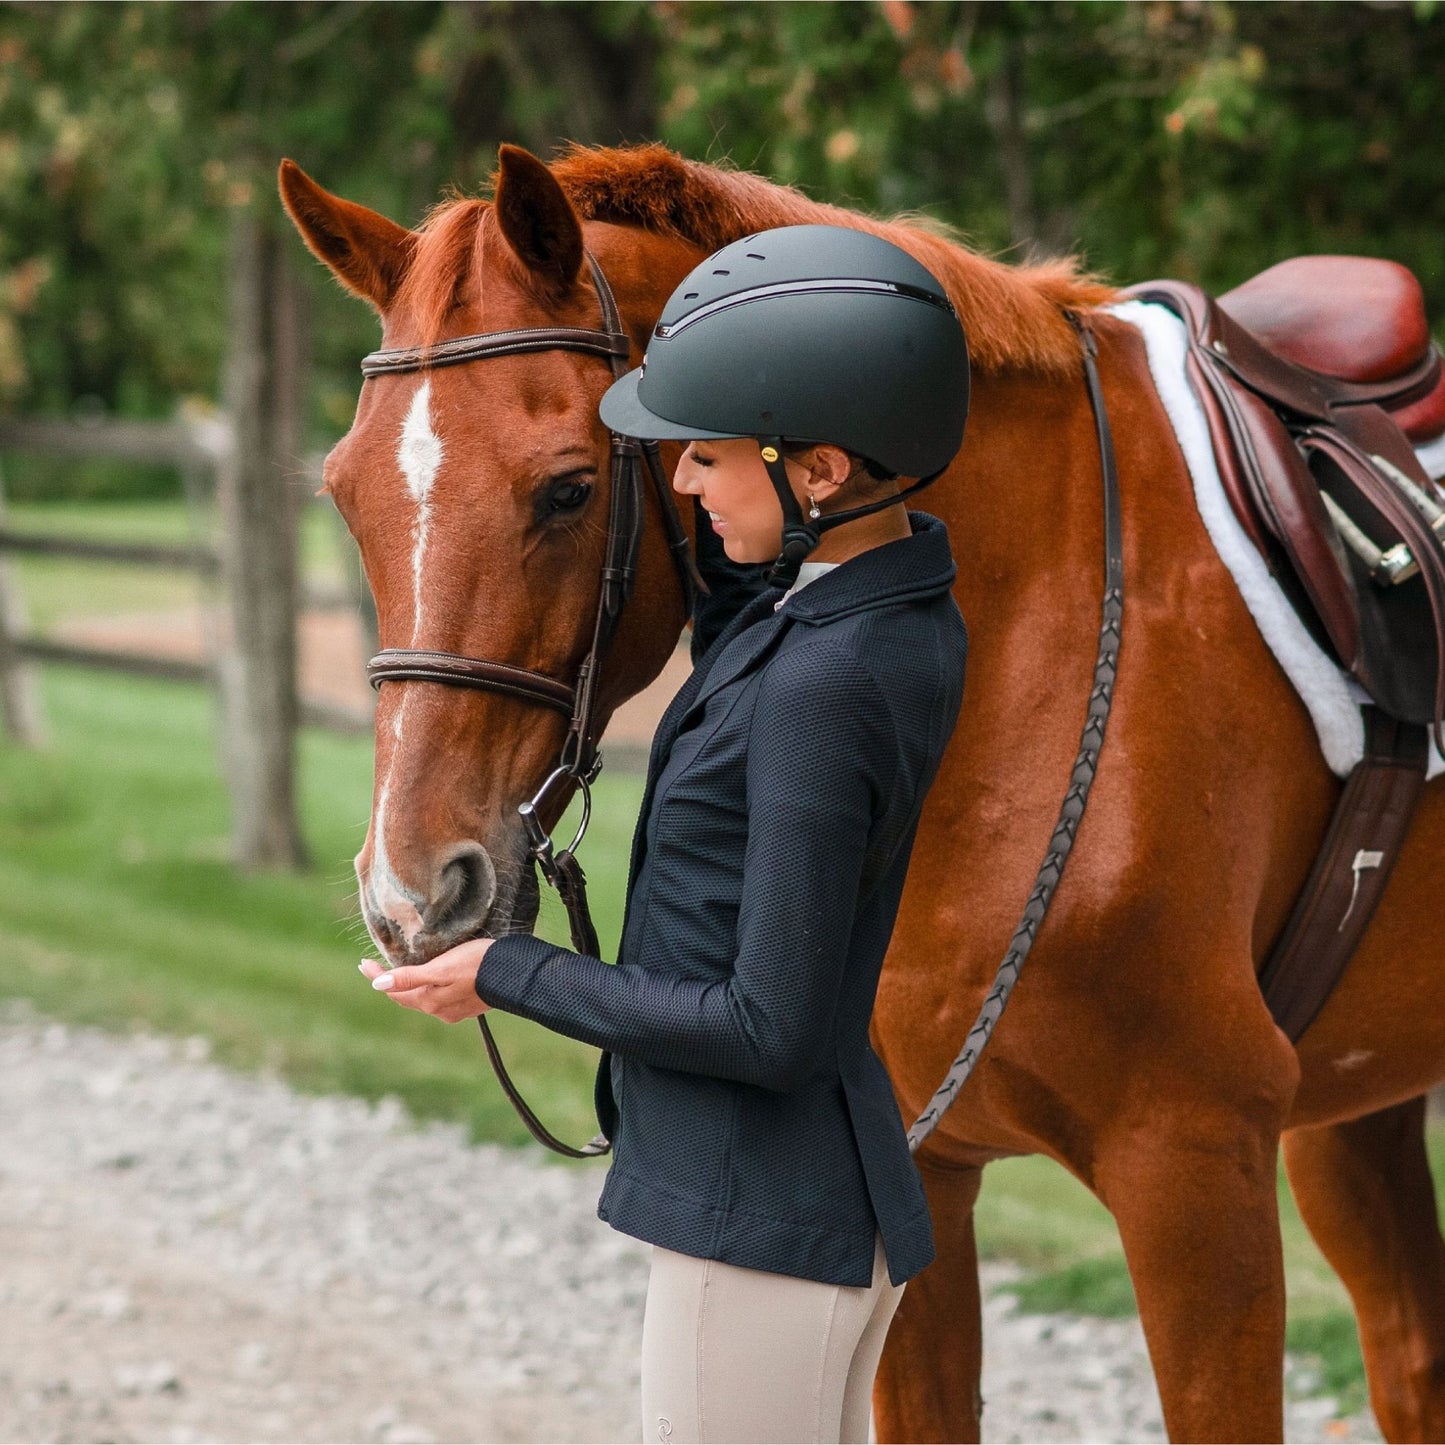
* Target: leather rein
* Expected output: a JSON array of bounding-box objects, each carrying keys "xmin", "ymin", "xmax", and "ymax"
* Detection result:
[{"xmin": 358, "ymin": 255, "xmax": 1123, "ymax": 1164}]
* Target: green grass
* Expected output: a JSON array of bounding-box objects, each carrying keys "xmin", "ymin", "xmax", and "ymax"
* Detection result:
[
  {"xmin": 1009, "ymin": 1255, "xmax": 1140, "ymax": 1318},
  {"xmin": 0, "ymin": 665, "xmax": 639, "ymax": 1156}
]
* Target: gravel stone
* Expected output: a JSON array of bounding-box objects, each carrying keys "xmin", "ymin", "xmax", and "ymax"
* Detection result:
[{"xmin": 0, "ymin": 1002, "xmax": 1379, "ymax": 1442}]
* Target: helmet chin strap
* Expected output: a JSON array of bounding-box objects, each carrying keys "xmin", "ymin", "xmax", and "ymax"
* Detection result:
[
  {"xmin": 759, "ymin": 436, "xmax": 947, "ymax": 588},
  {"xmin": 760, "ymin": 437, "xmax": 818, "ymax": 588}
]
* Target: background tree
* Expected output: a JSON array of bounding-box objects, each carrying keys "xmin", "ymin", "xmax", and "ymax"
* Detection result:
[
  {"xmin": 3, "ymin": 0, "xmax": 1440, "ymax": 459},
  {"xmin": 0, "ymin": 0, "xmax": 1440, "ymax": 866}
]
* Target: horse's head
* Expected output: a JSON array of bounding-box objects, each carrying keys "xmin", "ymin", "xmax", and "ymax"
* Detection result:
[{"xmin": 281, "ymin": 147, "xmax": 699, "ymax": 963}]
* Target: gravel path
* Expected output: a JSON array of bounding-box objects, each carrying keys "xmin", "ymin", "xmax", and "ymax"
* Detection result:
[{"xmin": 2, "ymin": 1003, "xmax": 1378, "ymax": 1444}]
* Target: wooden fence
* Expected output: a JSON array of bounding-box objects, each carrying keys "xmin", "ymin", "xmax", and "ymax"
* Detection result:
[{"xmin": 0, "ymin": 412, "xmax": 374, "ymax": 867}]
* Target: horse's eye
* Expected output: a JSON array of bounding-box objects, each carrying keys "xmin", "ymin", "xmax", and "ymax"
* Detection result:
[{"xmin": 548, "ymin": 478, "xmax": 593, "ymax": 513}]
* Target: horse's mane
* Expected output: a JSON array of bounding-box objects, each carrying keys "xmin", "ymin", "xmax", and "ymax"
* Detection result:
[{"xmin": 399, "ymin": 144, "xmax": 1117, "ymax": 375}]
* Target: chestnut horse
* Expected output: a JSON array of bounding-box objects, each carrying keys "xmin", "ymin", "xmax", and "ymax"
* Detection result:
[{"xmin": 281, "ymin": 143, "xmax": 1445, "ymax": 1443}]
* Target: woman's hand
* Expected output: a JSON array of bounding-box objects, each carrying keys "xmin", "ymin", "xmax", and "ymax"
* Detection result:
[{"xmin": 359, "ymin": 937, "xmax": 497, "ymax": 1023}]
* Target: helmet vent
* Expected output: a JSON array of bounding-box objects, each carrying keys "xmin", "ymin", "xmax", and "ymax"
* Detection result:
[
  {"xmin": 746, "ymin": 253, "xmax": 766, "ymax": 260},
  {"xmin": 712, "ymin": 268, "xmax": 731, "ymax": 275},
  {"xmin": 683, "ymin": 292, "xmax": 698, "ymax": 299}
]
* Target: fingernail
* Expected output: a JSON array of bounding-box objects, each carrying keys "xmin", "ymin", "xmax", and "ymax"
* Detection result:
[
  {"xmin": 358, "ymin": 961, "xmax": 370, "ymax": 975},
  {"xmin": 372, "ymin": 973, "xmax": 395, "ymax": 991}
]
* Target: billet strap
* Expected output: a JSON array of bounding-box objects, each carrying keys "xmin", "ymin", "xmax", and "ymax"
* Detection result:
[
  {"xmin": 1257, "ymin": 705, "xmax": 1427, "ymax": 1040},
  {"xmin": 907, "ymin": 312, "xmax": 1124, "ymax": 1153}
]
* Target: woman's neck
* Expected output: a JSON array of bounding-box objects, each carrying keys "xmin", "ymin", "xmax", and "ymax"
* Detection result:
[{"xmin": 808, "ymin": 499, "xmax": 912, "ymax": 565}]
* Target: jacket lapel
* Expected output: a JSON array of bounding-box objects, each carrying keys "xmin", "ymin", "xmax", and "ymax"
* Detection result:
[
  {"xmin": 622, "ymin": 588, "xmax": 783, "ymax": 896},
  {"xmin": 677, "ymin": 602, "xmax": 792, "ymax": 724},
  {"xmin": 654, "ymin": 589, "xmax": 784, "ymax": 756}
]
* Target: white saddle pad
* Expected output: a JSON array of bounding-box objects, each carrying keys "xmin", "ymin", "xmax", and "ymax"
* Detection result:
[{"xmin": 1109, "ymin": 299, "xmax": 1445, "ymax": 781}]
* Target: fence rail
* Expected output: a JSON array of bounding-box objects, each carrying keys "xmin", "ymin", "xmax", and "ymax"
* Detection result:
[
  {"xmin": 12, "ymin": 637, "xmax": 214, "ymax": 686},
  {"xmin": 0, "ymin": 527, "xmax": 221, "ymax": 572},
  {"xmin": 0, "ymin": 416, "xmax": 375, "ymax": 804},
  {"xmin": 0, "ymin": 416, "xmax": 225, "ymax": 467}
]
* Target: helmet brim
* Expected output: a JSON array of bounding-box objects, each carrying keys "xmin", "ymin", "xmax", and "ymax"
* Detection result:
[{"xmin": 598, "ymin": 369, "xmax": 744, "ymax": 443}]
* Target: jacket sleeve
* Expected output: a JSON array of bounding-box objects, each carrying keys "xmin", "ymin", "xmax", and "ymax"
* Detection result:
[{"xmin": 475, "ymin": 647, "xmax": 898, "ymax": 1092}]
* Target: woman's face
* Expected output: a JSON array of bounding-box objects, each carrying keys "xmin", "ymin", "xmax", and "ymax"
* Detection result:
[{"xmin": 672, "ymin": 437, "xmax": 809, "ymax": 564}]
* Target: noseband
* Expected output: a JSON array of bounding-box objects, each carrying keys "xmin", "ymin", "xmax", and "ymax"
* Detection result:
[{"xmin": 360, "ymin": 252, "xmax": 702, "ymax": 1157}]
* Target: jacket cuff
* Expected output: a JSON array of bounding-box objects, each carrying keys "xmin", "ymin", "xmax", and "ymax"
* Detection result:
[{"xmin": 475, "ymin": 932, "xmax": 565, "ymax": 1012}]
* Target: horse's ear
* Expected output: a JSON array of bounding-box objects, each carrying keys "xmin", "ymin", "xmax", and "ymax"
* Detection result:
[
  {"xmin": 278, "ymin": 159, "xmax": 415, "ymax": 312},
  {"xmin": 493, "ymin": 145, "xmax": 584, "ymax": 295}
]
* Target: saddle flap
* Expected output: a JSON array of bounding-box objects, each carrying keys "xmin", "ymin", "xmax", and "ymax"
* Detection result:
[
  {"xmin": 1126, "ymin": 275, "xmax": 1445, "ymax": 738},
  {"xmin": 1225, "ymin": 380, "xmax": 1361, "ymax": 668}
]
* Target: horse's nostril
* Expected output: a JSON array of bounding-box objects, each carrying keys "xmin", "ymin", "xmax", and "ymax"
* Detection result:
[{"xmin": 430, "ymin": 843, "xmax": 497, "ymax": 938}]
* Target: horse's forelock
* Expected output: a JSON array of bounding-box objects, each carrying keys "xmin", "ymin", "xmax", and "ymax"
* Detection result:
[{"xmin": 391, "ymin": 198, "xmax": 491, "ymax": 350}]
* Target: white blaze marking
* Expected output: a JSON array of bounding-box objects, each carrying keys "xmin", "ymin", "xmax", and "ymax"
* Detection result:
[
  {"xmin": 366, "ymin": 784, "xmax": 426, "ymax": 949},
  {"xmin": 382, "ymin": 380, "xmax": 444, "ymax": 840},
  {"xmin": 397, "ymin": 380, "xmax": 443, "ymax": 644}
]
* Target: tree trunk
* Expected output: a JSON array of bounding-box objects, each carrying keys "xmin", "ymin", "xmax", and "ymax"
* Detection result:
[
  {"xmin": 216, "ymin": 203, "xmax": 310, "ymax": 870},
  {"xmin": 985, "ymin": 30, "xmax": 1039, "ymax": 256},
  {"xmin": 0, "ymin": 459, "xmax": 46, "ymax": 746},
  {"xmin": 446, "ymin": 2, "xmax": 659, "ymax": 158}
]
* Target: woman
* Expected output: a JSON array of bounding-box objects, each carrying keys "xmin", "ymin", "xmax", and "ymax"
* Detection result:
[{"xmin": 360, "ymin": 224, "xmax": 970, "ymax": 1444}]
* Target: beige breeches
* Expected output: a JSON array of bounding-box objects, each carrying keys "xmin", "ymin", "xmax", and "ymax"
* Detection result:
[{"xmin": 638, "ymin": 1232, "xmax": 905, "ymax": 1444}]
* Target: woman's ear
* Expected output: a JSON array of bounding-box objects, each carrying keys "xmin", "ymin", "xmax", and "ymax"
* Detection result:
[{"xmin": 796, "ymin": 444, "xmax": 853, "ymax": 503}]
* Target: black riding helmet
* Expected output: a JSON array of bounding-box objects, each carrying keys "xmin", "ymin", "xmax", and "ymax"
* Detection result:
[{"xmin": 599, "ymin": 224, "xmax": 971, "ymax": 586}]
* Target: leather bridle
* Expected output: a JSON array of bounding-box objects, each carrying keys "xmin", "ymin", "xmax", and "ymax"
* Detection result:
[{"xmin": 360, "ymin": 251, "xmax": 702, "ymax": 1157}]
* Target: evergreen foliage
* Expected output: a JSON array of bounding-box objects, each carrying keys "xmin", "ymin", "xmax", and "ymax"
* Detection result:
[{"xmin": 1, "ymin": 1, "xmax": 1440, "ymax": 496}]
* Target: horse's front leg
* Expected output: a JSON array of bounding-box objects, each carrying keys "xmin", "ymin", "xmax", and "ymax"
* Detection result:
[
  {"xmin": 872, "ymin": 1157, "xmax": 985, "ymax": 1443},
  {"xmin": 1095, "ymin": 1017, "xmax": 1299, "ymax": 1443}
]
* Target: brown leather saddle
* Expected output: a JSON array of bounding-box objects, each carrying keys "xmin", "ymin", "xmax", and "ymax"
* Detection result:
[
  {"xmin": 1122, "ymin": 258, "xmax": 1445, "ymax": 1040},
  {"xmin": 1127, "ymin": 260, "xmax": 1445, "ymax": 740}
]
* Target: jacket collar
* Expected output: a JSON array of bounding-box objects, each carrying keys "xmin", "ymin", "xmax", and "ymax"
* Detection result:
[
  {"xmin": 678, "ymin": 512, "xmax": 956, "ymax": 724},
  {"xmin": 629, "ymin": 512, "xmax": 958, "ymax": 886},
  {"xmin": 781, "ymin": 511, "xmax": 956, "ymax": 625}
]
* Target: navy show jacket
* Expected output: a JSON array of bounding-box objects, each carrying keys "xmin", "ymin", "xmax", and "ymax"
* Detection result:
[{"xmin": 476, "ymin": 512, "xmax": 967, "ymax": 1287}]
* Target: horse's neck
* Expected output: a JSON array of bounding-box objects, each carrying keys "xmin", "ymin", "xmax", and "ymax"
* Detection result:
[{"xmin": 933, "ymin": 363, "xmax": 1113, "ymax": 621}]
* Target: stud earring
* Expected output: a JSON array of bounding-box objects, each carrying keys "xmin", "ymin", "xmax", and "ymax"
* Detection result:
[{"xmin": 807, "ymin": 493, "xmax": 821, "ymax": 520}]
